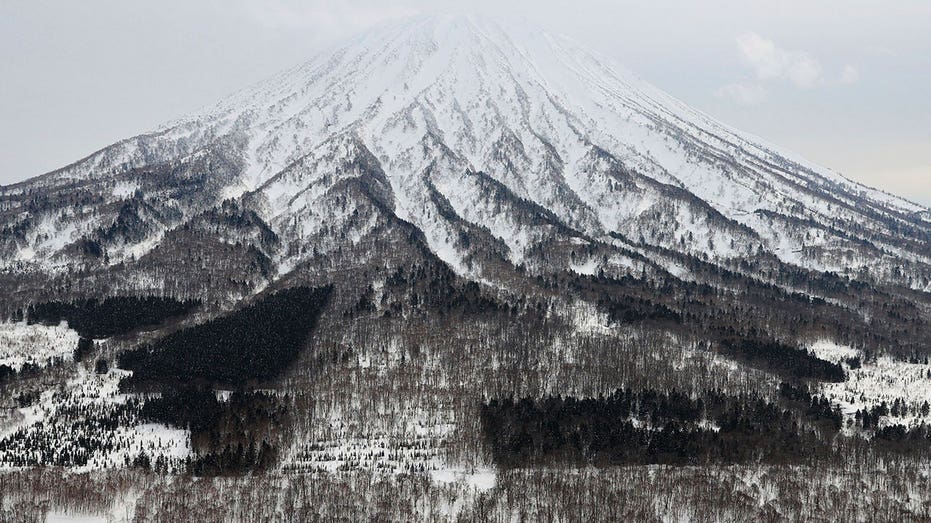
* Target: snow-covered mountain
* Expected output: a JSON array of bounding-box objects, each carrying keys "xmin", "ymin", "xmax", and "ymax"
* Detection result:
[
  {"xmin": 2, "ymin": 14, "xmax": 929, "ymax": 295},
  {"xmin": 5, "ymin": 16, "xmax": 931, "ymax": 516}
]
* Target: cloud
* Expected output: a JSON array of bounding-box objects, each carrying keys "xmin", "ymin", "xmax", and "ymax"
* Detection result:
[
  {"xmin": 228, "ymin": 0, "xmax": 421, "ymax": 33},
  {"xmin": 735, "ymin": 32, "xmax": 823, "ymax": 88},
  {"xmin": 715, "ymin": 82, "xmax": 767, "ymax": 106},
  {"xmin": 787, "ymin": 56, "xmax": 822, "ymax": 88},
  {"xmin": 841, "ymin": 65, "xmax": 860, "ymax": 84}
]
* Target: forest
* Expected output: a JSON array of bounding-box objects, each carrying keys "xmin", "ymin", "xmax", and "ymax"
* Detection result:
[
  {"xmin": 139, "ymin": 387, "xmax": 288, "ymax": 475},
  {"xmin": 480, "ymin": 386, "xmax": 842, "ymax": 467},
  {"xmin": 719, "ymin": 338, "xmax": 846, "ymax": 382},
  {"xmin": 118, "ymin": 286, "xmax": 331, "ymax": 388},
  {"xmin": 22, "ymin": 296, "xmax": 199, "ymax": 339}
]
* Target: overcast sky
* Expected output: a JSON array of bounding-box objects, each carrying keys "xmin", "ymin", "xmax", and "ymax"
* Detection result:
[{"xmin": 1, "ymin": 0, "xmax": 929, "ymax": 206}]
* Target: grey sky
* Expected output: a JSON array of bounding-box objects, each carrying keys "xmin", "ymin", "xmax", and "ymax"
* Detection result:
[{"xmin": 1, "ymin": 0, "xmax": 929, "ymax": 206}]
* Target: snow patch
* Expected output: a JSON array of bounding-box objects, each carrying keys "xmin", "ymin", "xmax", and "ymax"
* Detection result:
[
  {"xmin": 821, "ymin": 353, "xmax": 931, "ymax": 428},
  {"xmin": 0, "ymin": 321, "xmax": 80, "ymax": 371},
  {"xmin": 809, "ymin": 340, "xmax": 859, "ymax": 364},
  {"xmin": 430, "ymin": 468, "xmax": 497, "ymax": 490},
  {"xmin": 111, "ymin": 181, "xmax": 139, "ymax": 199}
]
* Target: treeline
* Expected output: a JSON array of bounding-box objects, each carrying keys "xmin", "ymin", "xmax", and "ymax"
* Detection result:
[
  {"xmin": 480, "ymin": 386, "xmax": 842, "ymax": 467},
  {"xmin": 178, "ymin": 440, "xmax": 277, "ymax": 476},
  {"xmin": 856, "ymin": 399, "xmax": 931, "ymax": 430},
  {"xmin": 6, "ymin": 462, "xmax": 931, "ymax": 521},
  {"xmin": 119, "ymin": 286, "xmax": 331, "ymax": 388},
  {"xmin": 597, "ymin": 295, "xmax": 681, "ymax": 324},
  {"xmin": 74, "ymin": 337, "xmax": 95, "ymax": 362},
  {"xmin": 720, "ymin": 338, "xmax": 845, "ymax": 382},
  {"xmin": 138, "ymin": 386, "xmax": 287, "ymax": 475},
  {"xmin": 378, "ymin": 264, "xmax": 511, "ymax": 318},
  {"xmin": 546, "ymin": 259, "xmax": 930, "ymax": 362},
  {"xmin": 873, "ymin": 425, "xmax": 931, "ymax": 454},
  {"xmin": 0, "ymin": 402, "xmax": 138, "ymax": 468},
  {"xmin": 23, "ymin": 296, "xmax": 199, "ymax": 339}
]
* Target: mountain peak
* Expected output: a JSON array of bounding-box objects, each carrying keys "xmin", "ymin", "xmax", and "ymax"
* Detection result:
[{"xmin": 2, "ymin": 14, "xmax": 928, "ymax": 293}]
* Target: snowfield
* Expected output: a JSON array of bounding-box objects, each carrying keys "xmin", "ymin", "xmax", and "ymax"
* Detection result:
[
  {"xmin": 0, "ymin": 321, "xmax": 80, "ymax": 371},
  {"xmin": 0, "ymin": 365, "xmax": 190, "ymax": 471},
  {"xmin": 812, "ymin": 340, "xmax": 931, "ymax": 428}
]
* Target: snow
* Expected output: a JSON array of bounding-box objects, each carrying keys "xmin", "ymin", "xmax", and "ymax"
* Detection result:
[
  {"xmin": 5, "ymin": 210, "xmax": 107, "ymax": 272},
  {"xmin": 430, "ymin": 468, "xmax": 497, "ymax": 491},
  {"xmin": 0, "ymin": 321, "xmax": 80, "ymax": 371},
  {"xmin": 0, "ymin": 365, "xmax": 191, "ymax": 470},
  {"xmin": 113, "ymin": 423, "xmax": 191, "ymax": 463},
  {"xmin": 113, "ymin": 230, "xmax": 165, "ymax": 265},
  {"xmin": 568, "ymin": 300, "xmax": 613, "ymax": 335},
  {"xmin": 810, "ymin": 341, "xmax": 931, "ymax": 429},
  {"xmin": 14, "ymin": 246, "xmax": 36, "ymax": 262},
  {"xmin": 809, "ymin": 340, "xmax": 860, "ymax": 364},
  {"xmin": 570, "ymin": 257, "xmax": 600, "ymax": 276},
  {"xmin": 45, "ymin": 513, "xmax": 108, "ymax": 523},
  {"xmin": 111, "ymin": 181, "xmax": 139, "ymax": 199},
  {"xmin": 221, "ymin": 14, "xmax": 924, "ymax": 281},
  {"xmin": 35, "ymin": 219, "xmax": 78, "ymax": 253}
]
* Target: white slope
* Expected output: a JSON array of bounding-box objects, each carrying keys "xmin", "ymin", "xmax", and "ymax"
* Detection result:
[{"xmin": 0, "ymin": 321, "xmax": 80, "ymax": 371}]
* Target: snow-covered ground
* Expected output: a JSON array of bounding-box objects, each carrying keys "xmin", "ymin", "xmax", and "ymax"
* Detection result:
[
  {"xmin": 808, "ymin": 339, "xmax": 860, "ymax": 364},
  {"xmin": 45, "ymin": 512, "xmax": 108, "ymax": 523},
  {"xmin": 430, "ymin": 468, "xmax": 496, "ymax": 490},
  {"xmin": 0, "ymin": 366, "xmax": 190, "ymax": 470},
  {"xmin": 285, "ymin": 435, "xmax": 447, "ymax": 474},
  {"xmin": 0, "ymin": 321, "xmax": 80, "ymax": 371},
  {"xmin": 812, "ymin": 340, "xmax": 931, "ymax": 428}
]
